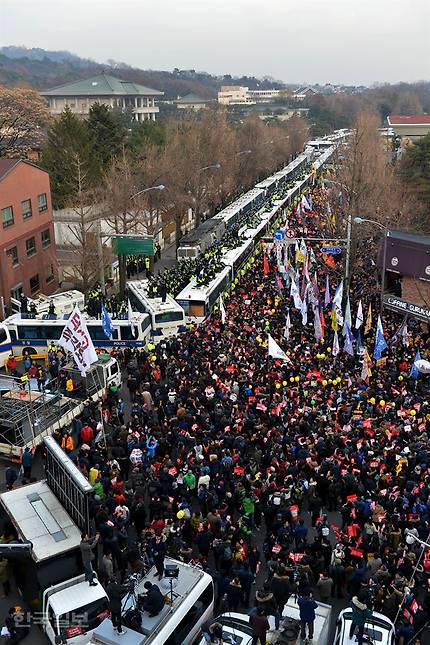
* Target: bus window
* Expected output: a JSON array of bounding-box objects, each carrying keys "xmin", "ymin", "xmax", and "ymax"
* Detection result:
[
  {"xmin": 43, "ymin": 326, "xmax": 63, "ymax": 340},
  {"xmin": 119, "ymin": 326, "xmax": 136, "ymax": 341},
  {"xmin": 164, "ymin": 584, "xmax": 213, "ymax": 645},
  {"xmin": 176, "ymin": 300, "xmax": 190, "ymax": 315},
  {"xmin": 188, "ymin": 302, "xmax": 205, "ymax": 318},
  {"xmin": 127, "ymin": 291, "xmax": 147, "ymax": 314},
  {"xmin": 109, "ymin": 362, "xmax": 119, "ymax": 376},
  {"xmin": 0, "ymin": 328, "xmax": 7, "ymax": 344},
  {"xmin": 17, "ymin": 326, "xmax": 40, "ymax": 340},
  {"xmin": 142, "ymin": 319, "xmax": 150, "ymax": 333},
  {"xmin": 154, "ymin": 311, "xmax": 184, "ymax": 324},
  {"xmin": 88, "ymin": 326, "xmax": 118, "ymax": 341}
]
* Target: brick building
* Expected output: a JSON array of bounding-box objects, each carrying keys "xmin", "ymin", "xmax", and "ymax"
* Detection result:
[
  {"xmin": 380, "ymin": 230, "xmax": 430, "ymax": 325},
  {"xmin": 0, "ymin": 160, "xmax": 58, "ymax": 314}
]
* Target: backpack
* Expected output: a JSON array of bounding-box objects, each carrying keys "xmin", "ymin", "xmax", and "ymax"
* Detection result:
[{"xmin": 222, "ymin": 544, "xmax": 232, "ymax": 560}]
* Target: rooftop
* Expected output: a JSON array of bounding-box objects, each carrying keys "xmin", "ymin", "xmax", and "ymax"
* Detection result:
[
  {"xmin": 92, "ymin": 558, "xmax": 211, "ymax": 644},
  {"xmin": 176, "ymin": 93, "xmax": 210, "ymax": 104},
  {"xmin": 0, "ymin": 481, "xmax": 81, "ymax": 563},
  {"xmin": 0, "ymin": 159, "xmax": 47, "ymax": 182},
  {"xmin": 48, "ymin": 577, "xmax": 108, "ymax": 616},
  {"xmin": 388, "ymin": 229, "xmax": 430, "ymax": 246},
  {"xmin": 387, "ymin": 115, "xmax": 430, "ymax": 126},
  {"xmin": 41, "ymin": 73, "xmax": 164, "ymax": 97}
]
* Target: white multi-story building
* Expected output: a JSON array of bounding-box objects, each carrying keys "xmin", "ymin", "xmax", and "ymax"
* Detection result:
[
  {"xmin": 218, "ymin": 86, "xmax": 252, "ymax": 105},
  {"xmin": 41, "ymin": 73, "xmax": 164, "ymax": 121},
  {"xmin": 218, "ymin": 86, "xmax": 284, "ymax": 106}
]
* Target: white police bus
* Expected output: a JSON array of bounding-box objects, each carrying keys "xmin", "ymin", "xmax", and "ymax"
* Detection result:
[
  {"xmin": 1, "ymin": 312, "xmax": 152, "ymax": 358},
  {"xmin": 127, "ymin": 280, "xmax": 187, "ymax": 339}
]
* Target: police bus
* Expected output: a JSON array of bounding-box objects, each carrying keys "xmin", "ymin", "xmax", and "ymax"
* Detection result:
[
  {"xmin": 127, "ymin": 280, "xmax": 187, "ymax": 339},
  {"xmin": 10, "ymin": 290, "xmax": 85, "ymax": 316},
  {"xmin": 0, "ymin": 311, "xmax": 152, "ymax": 359}
]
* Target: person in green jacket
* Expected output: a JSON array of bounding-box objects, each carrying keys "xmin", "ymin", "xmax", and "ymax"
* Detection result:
[
  {"xmin": 349, "ymin": 592, "xmax": 373, "ymax": 645},
  {"xmin": 93, "ymin": 479, "xmax": 105, "ymax": 500},
  {"xmin": 242, "ymin": 495, "xmax": 255, "ymax": 517},
  {"xmin": 183, "ymin": 469, "xmax": 196, "ymax": 492}
]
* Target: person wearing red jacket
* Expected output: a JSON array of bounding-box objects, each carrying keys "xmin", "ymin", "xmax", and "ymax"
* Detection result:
[{"xmin": 80, "ymin": 424, "xmax": 94, "ymax": 444}]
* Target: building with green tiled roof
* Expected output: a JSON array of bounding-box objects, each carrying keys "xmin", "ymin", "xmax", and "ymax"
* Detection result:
[
  {"xmin": 41, "ymin": 73, "xmax": 164, "ymax": 122},
  {"xmin": 175, "ymin": 93, "xmax": 214, "ymax": 110}
]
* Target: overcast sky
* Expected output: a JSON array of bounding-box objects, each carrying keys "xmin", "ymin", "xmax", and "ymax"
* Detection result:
[{"xmin": 2, "ymin": 0, "xmax": 429, "ymax": 85}]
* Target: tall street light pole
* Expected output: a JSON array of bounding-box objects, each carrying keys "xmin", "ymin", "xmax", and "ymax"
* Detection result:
[
  {"xmin": 100, "ymin": 184, "xmax": 166, "ymax": 295},
  {"xmin": 174, "ymin": 164, "xmax": 221, "ymax": 248},
  {"xmin": 130, "ymin": 184, "xmax": 165, "ymax": 200},
  {"xmin": 325, "ymin": 179, "xmax": 355, "ymax": 288},
  {"xmin": 354, "ymin": 217, "xmax": 388, "ymax": 315}
]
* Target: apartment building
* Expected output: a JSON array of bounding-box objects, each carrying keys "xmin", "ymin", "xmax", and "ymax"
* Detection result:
[{"xmin": 0, "ymin": 160, "xmax": 58, "ymax": 311}]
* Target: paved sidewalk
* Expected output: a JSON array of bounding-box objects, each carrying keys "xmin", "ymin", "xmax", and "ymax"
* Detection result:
[{"xmin": 154, "ymin": 242, "xmax": 178, "ymax": 275}]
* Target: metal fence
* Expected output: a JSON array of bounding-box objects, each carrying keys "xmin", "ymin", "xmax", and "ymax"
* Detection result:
[{"xmin": 43, "ymin": 436, "xmax": 93, "ymax": 534}]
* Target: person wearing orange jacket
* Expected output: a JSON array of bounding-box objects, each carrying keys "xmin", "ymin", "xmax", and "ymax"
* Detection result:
[{"xmin": 61, "ymin": 431, "xmax": 74, "ymax": 454}]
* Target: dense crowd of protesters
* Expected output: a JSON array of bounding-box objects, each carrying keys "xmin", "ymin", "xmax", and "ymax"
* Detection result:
[
  {"xmin": 53, "ymin": 183, "xmax": 429, "ymax": 644},
  {"xmin": 4, "ymin": 179, "xmax": 430, "ymax": 644}
]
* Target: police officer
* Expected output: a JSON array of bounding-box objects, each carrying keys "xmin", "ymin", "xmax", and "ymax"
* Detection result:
[{"xmin": 144, "ymin": 256, "xmax": 151, "ymax": 279}]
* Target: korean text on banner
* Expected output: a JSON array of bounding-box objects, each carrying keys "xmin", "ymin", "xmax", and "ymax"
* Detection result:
[{"xmin": 59, "ymin": 306, "xmax": 98, "ymax": 376}]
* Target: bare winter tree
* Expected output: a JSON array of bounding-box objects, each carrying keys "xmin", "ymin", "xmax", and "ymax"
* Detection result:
[
  {"xmin": 0, "ymin": 86, "xmax": 51, "ymax": 157},
  {"xmin": 102, "ymin": 151, "xmax": 154, "ymax": 293},
  {"xmin": 57, "ymin": 154, "xmax": 103, "ymax": 292},
  {"xmin": 335, "ymin": 110, "xmax": 413, "ymax": 229}
]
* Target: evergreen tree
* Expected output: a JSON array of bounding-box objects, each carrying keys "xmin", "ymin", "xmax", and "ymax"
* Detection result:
[
  {"xmin": 127, "ymin": 120, "xmax": 166, "ymax": 159},
  {"xmin": 41, "ymin": 108, "xmax": 98, "ymax": 208},
  {"xmin": 400, "ymin": 133, "xmax": 430, "ymax": 210},
  {"xmin": 87, "ymin": 103, "xmax": 126, "ymax": 174}
]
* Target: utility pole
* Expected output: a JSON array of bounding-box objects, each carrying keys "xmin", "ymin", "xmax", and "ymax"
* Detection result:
[{"xmin": 96, "ymin": 219, "xmax": 106, "ymax": 294}]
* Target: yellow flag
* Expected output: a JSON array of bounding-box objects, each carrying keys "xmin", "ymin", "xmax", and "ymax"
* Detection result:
[
  {"xmin": 361, "ymin": 348, "xmax": 372, "ymax": 382},
  {"xmin": 331, "ymin": 306, "xmax": 338, "ymax": 332},
  {"xmin": 364, "ymin": 302, "xmax": 372, "ymax": 336}
]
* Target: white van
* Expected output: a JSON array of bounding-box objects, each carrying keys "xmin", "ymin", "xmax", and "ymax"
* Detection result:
[{"xmin": 90, "ymin": 558, "xmax": 214, "ymax": 645}]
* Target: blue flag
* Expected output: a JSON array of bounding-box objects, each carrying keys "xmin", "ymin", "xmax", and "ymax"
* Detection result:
[
  {"xmin": 410, "ymin": 349, "xmax": 421, "ymax": 380},
  {"xmin": 101, "ymin": 304, "xmax": 114, "ymax": 339},
  {"xmin": 343, "ymin": 325, "xmax": 354, "ymax": 356},
  {"xmin": 324, "ymin": 274, "xmax": 331, "ymax": 308},
  {"xmin": 373, "ymin": 315, "xmax": 388, "ymax": 360},
  {"xmin": 356, "ymin": 330, "xmax": 363, "ymax": 355}
]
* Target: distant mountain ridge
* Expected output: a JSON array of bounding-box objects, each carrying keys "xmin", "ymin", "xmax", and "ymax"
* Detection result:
[
  {"xmin": 0, "ymin": 46, "xmax": 285, "ymax": 99},
  {"xmin": 0, "ymin": 46, "xmax": 94, "ymax": 66}
]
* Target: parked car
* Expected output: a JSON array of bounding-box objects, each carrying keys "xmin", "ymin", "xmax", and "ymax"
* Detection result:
[
  {"xmin": 333, "ymin": 608, "xmax": 395, "ymax": 645},
  {"xmin": 196, "ymin": 613, "xmax": 254, "ymax": 645}
]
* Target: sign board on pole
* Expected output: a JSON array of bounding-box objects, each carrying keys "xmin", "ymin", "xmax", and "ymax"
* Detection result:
[
  {"xmin": 383, "ymin": 295, "xmax": 430, "ymax": 323},
  {"xmin": 320, "ymin": 246, "xmax": 342, "ymax": 255},
  {"xmin": 286, "ymin": 229, "xmax": 295, "ymax": 239},
  {"xmin": 274, "ymin": 229, "xmax": 285, "ymax": 241},
  {"xmin": 112, "ymin": 236, "xmax": 154, "ymax": 257}
]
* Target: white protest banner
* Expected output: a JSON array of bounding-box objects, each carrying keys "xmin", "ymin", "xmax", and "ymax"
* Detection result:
[{"xmin": 58, "ymin": 306, "xmax": 98, "ymax": 376}]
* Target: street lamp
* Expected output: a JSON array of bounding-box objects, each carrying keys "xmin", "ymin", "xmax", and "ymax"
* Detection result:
[
  {"xmin": 199, "ymin": 163, "xmax": 221, "ymax": 172},
  {"xmin": 98, "ymin": 184, "xmax": 165, "ymax": 293},
  {"xmin": 325, "ymin": 178, "xmax": 355, "ymax": 287},
  {"xmin": 130, "ymin": 184, "xmax": 165, "ymax": 200},
  {"xmin": 354, "ymin": 217, "xmax": 388, "ymax": 314}
]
